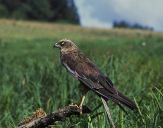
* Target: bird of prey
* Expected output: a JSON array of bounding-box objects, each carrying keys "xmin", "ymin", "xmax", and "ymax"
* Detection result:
[{"xmin": 54, "ymin": 39, "xmax": 137, "ymax": 124}]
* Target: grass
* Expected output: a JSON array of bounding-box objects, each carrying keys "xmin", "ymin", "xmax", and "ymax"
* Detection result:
[{"xmin": 0, "ymin": 19, "xmax": 163, "ymax": 128}]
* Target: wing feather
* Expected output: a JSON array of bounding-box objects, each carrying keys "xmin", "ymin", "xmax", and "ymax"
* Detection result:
[{"xmin": 61, "ymin": 51, "xmax": 117, "ymax": 97}]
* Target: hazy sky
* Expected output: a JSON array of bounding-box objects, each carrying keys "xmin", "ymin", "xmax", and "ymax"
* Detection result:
[{"xmin": 75, "ymin": 0, "xmax": 163, "ymax": 31}]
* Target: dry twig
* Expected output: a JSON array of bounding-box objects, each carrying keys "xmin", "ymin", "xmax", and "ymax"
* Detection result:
[{"xmin": 17, "ymin": 105, "xmax": 91, "ymax": 128}]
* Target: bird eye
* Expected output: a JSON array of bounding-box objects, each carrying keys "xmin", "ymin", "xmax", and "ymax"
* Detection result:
[{"xmin": 61, "ymin": 42, "xmax": 65, "ymax": 45}]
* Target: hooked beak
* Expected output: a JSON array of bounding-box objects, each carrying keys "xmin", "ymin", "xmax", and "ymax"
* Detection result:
[{"xmin": 53, "ymin": 42, "xmax": 60, "ymax": 48}]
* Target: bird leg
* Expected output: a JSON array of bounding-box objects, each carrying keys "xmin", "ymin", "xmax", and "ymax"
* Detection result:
[
  {"xmin": 69, "ymin": 95, "xmax": 86, "ymax": 115},
  {"xmin": 78, "ymin": 83, "xmax": 89, "ymax": 115},
  {"xmin": 78, "ymin": 95, "xmax": 86, "ymax": 114}
]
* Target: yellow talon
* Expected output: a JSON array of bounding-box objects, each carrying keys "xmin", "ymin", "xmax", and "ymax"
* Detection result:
[{"xmin": 69, "ymin": 95, "xmax": 86, "ymax": 115}]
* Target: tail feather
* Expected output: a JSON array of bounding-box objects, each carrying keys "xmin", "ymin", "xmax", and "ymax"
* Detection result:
[
  {"xmin": 117, "ymin": 91, "xmax": 137, "ymax": 110},
  {"xmin": 96, "ymin": 88, "xmax": 137, "ymax": 111}
]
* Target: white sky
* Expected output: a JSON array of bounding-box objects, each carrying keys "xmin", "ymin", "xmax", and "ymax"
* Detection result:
[{"xmin": 75, "ymin": 0, "xmax": 163, "ymax": 31}]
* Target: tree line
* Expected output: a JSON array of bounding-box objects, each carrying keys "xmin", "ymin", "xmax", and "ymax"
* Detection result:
[
  {"xmin": 113, "ymin": 20, "xmax": 153, "ymax": 31},
  {"xmin": 0, "ymin": 0, "xmax": 79, "ymax": 24}
]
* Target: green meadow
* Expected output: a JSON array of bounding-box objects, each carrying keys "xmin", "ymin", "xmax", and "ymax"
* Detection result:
[{"xmin": 0, "ymin": 19, "xmax": 162, "ymax": 128}]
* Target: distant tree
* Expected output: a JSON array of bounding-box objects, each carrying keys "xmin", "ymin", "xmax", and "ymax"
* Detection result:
[
  {"xmin": 0, "ymin": 0, "xmax": 80, "ymax": 24},
  {"xmin": 66, "ymin": 0, "xmax": 80, "ymax": 24},
  {"xmin": 0, "ymin": 4, "xmax": 9, "ymax": 18},
  {"xmin": 113, "ymin": 20, "xmax": 153, "ymax": 31},
  {"xmin": 26, "ymin": 0, "xmax": 52, "ymax": 20},
  {"xmin": 49, "ymin": 0, "xmax": 79, "ymax": 23}
]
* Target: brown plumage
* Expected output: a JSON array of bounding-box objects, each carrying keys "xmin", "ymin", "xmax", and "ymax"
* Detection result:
[{"xmin": 54, "ymin": 39, "xmax": 137, "ymax": 113}]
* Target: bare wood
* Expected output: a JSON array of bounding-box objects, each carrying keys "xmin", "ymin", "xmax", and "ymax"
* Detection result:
[{"xmin": 17, "ymin": 105, "xmax": 91, "ymax": 128}]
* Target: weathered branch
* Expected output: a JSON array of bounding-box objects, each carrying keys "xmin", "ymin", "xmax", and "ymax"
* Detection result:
[{"xmin": 17, "ymin": 105, "xmax": 91, "ymax": 128}]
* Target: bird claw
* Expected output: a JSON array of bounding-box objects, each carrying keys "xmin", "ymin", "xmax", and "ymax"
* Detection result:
[
  {"xmin": 69, "ymin": 103, "xmax": 79, "ymax": 107},
  {"xmin": 69, "ymin": 103, "xmax": 83, "ymax": 115}
]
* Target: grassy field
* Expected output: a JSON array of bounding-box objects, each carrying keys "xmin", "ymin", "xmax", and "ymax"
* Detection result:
[{"xmin": 0, "ymin": 19, "xmax": 163, "ymax": 128}]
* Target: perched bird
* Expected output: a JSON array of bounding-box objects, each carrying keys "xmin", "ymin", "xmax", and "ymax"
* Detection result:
[{"xmin": 54, "ymin": 39, "xmax": 137, "ymax": 125}]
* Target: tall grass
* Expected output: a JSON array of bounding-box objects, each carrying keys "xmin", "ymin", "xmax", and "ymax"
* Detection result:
[{"xmin": 0, "ymin": 20, "xmax": 163, "ymax": 128}]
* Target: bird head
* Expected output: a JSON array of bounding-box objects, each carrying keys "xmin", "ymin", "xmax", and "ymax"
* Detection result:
[{"xmin": 54, "ymin": 39, "xmax": 78, "ymax": 53}]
